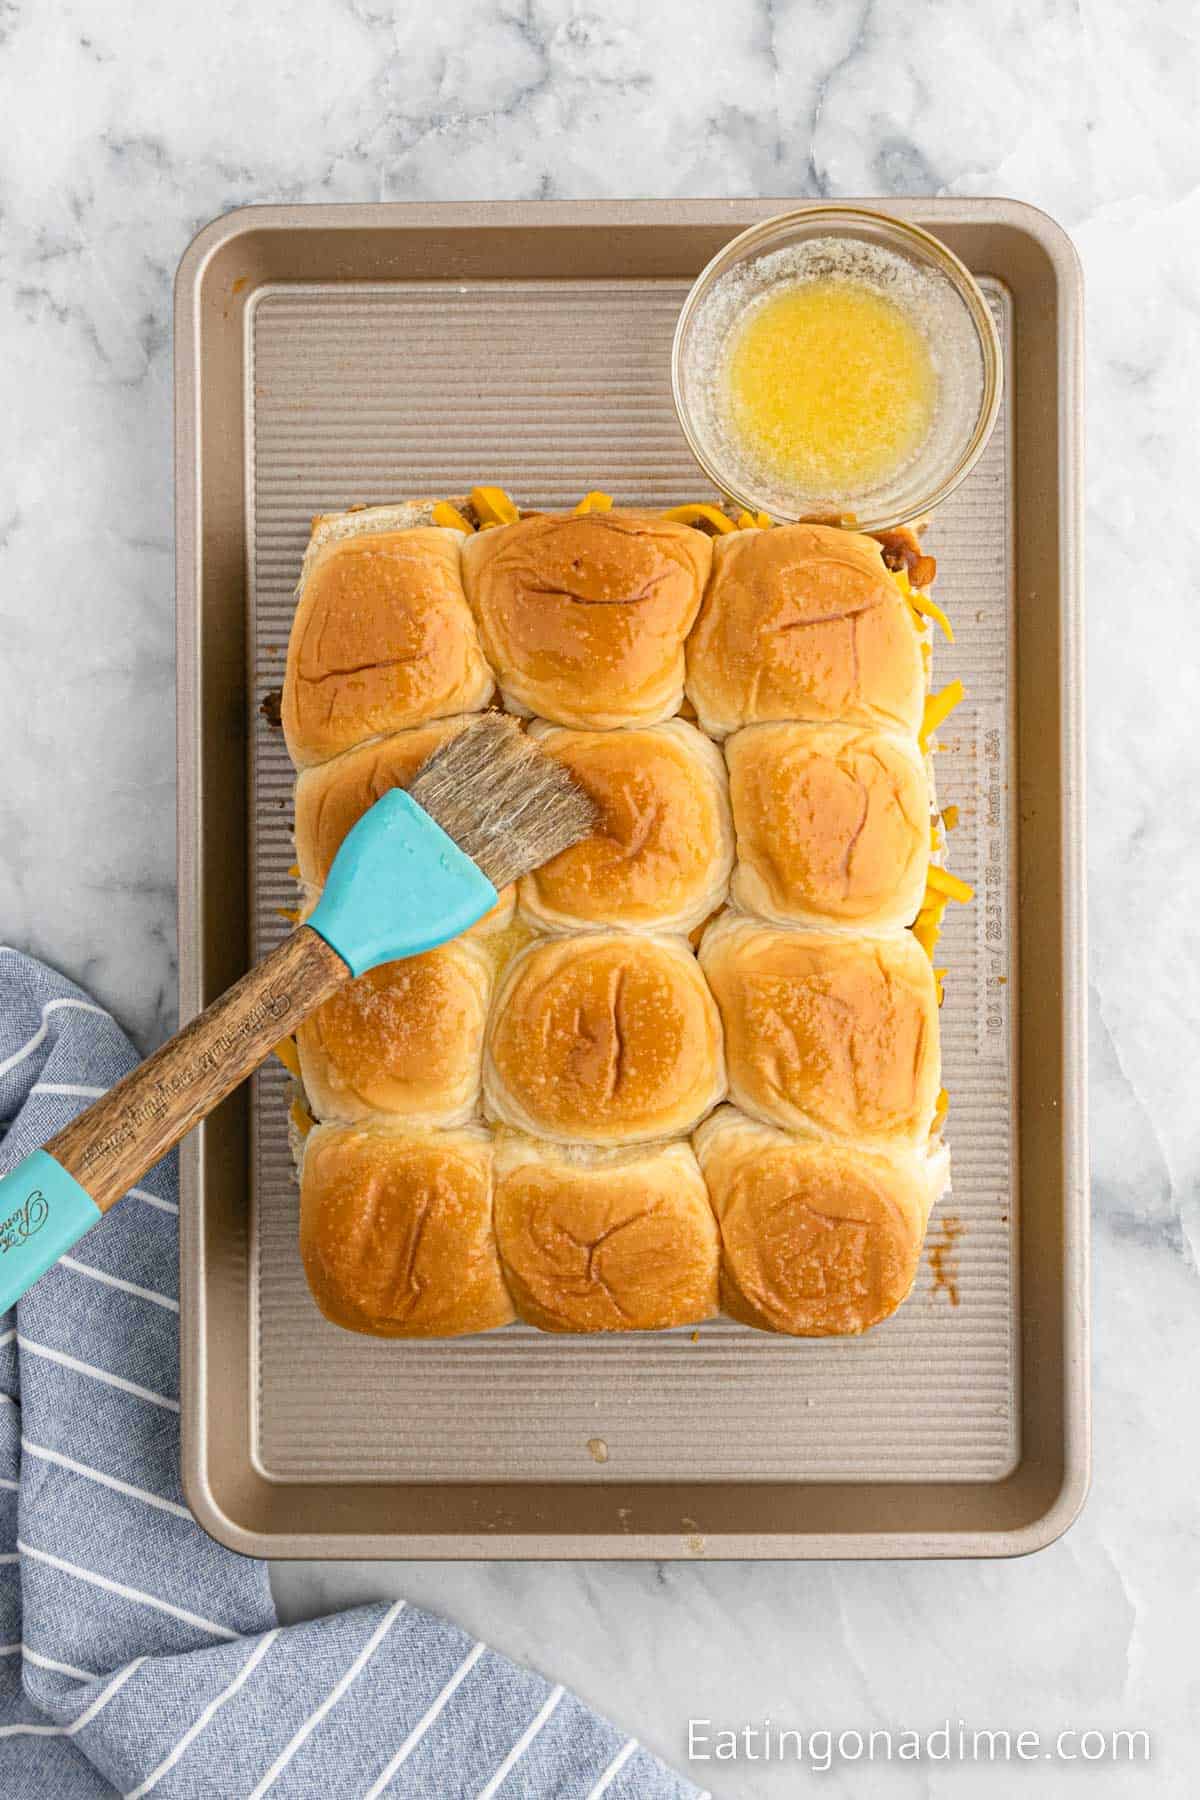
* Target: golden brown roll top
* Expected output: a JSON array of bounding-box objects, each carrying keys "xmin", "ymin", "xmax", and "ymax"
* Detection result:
[
  {"xmin": 695, "ymin": 1107, "xmax": 949, "ymax": 1336},
  {"xmin": 295, "ymin": 939, "xmax": 493, "ymax": 1128},
  {"xmin": 282, "ymin": 515, "xmax": 493, "ymax": 767},
  {"xmin": 484, "ymin": 933, "xmax": 725, "ymax": 1144},
  {"xmin": 493, "ymin": 1137, "xmax": 718, "ymax": 1332},
  {"xmin": 699, "ymin": 916, "xmax": 940, "ymax": 1147},
  {"xmin": 726, "ymin": 722, "xmax": 930, "ymax": 930},
  {"xmin": 293, "ymin": 723, "xmax": 515, "ymax": 930},
  {"xmin": 299, "ymin": 1123, "xmax": 514, "ymax": 1338},
  {"xmin": 461, "ymin": 510, "xmax": 712, "ymax": 728},
  {"xmin": 685, "ymin": 523, "xmax": 924, "ymax": 739},
  {"xmin": 519, "ymin": 719, "xmax": 733, "ymax": 934}
]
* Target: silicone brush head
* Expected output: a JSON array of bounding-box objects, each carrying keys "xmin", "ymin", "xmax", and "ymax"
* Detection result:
[{"xmin": 407, "ymin": 714, "xmax": 599, "ymax": 890}]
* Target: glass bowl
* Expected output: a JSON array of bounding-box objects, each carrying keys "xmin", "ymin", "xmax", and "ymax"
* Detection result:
[{"xmin": 671, "ymin": 205, "xmax": 1002, "ymax": 531}]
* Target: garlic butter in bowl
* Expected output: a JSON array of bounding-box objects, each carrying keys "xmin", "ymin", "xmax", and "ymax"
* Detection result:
[{"xmin": 672, "ymin": 206, "xmax": 1001, "ymax": 530}]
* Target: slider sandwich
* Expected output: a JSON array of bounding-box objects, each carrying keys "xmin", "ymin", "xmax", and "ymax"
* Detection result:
[
  {"xmin": 483, "ymin": 933, "xmax": 726, "ymax": 1146},
  {"xmin": 300, "ymin": 1122, "xmax": 514, "ymax": 1339},
  {"xmin": 696, "ymin": 1108, "xmax": 949, "ymax": 1337},
  {"xmin": 520, "ymin": 719, "xmax": 734, "ymax": 936},
  {"xmin": 726, "ymin": 720, "xmax": 931, "ymax": 931},
  {"xmin": 462, "ymin": 507, "xmax": 712, "ymax": 729},
  {"xmin": 700, "ymin": 915, "xmax": 940, "ymax": 1148},
  {"xmin": 281, "ymin": 491, "xmax": 965, "ymax": 1340},
  {"xmin": 282, "ymin": 503, "xmax": 493, "ymax": 768},
  {"xmin": 493, "ymin": 1137, "xmax": 719, "ymax": 1333},
  {"xmin": 686, "ymin": 522, "xmax": 926, "ymax": 738}
]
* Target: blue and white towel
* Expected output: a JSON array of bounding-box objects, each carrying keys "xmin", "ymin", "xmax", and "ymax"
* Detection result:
[{"xmin": 0, "ymin": 948, "xmax": 701, "ymax": 1799}]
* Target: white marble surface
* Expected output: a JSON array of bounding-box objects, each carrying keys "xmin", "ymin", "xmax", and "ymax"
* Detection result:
[{"xmin": 1, "ymin": 0, "xmax": 1197, "ymax": 1792}]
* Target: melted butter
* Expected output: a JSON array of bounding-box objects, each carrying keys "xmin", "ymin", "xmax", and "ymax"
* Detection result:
[{"xmin": 723, "ymin": 279, "xmax": 937, "ymax": 497}]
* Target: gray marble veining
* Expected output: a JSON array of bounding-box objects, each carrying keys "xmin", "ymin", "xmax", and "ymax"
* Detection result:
[{"xmin": 1, "ymin": 0, "xmax": 1196, "ymax": 1792}]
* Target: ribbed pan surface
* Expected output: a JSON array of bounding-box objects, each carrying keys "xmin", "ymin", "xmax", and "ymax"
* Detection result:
[{"xmin": 247, "ymin": 278, "xmax": 1016, "ymax": 1483}]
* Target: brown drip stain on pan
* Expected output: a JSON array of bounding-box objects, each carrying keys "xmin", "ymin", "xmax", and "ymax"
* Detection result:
[{"xmin": 928, "ymin": 1215, "xmax": 965, "ymax": 1307}]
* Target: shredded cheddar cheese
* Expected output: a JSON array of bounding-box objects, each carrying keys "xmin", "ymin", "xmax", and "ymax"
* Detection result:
[
  {"xmin": 470, "ymin": 486, "xmax": 519, "ymax": 527},
  {"xmin": 573, "ymin": 492, "xmax": 613, "ymax": 514},
  {"xmin": 289, "ymin": 1096, "xmax": 314, "ymax": 1140},
  {"xmin": 912, "ymin": 899, "xmax": 947, "ymax": 960},
  {"xmin": 273, "ymin": 1036, "xmax": 301, "ymax": 1078},
  {"xmin": 934, "ymin": 968, "xmax": 947, "ymax": 1006},
  {"xmin": 662, "ymin": 503, "xmax": 737, "ymax": 534},
  {"xmin": 926, "ymin": 865, "xmax": 975, "ymax": 905},
  {"xmin": 908, "ymin": 591, "xmax": 954, "ymax": 643},
  {"xmin": 432, "ymin": 500, "xmax": 475, "ymax": 532},
  {"xmin": 941, "ymin": 803, "xmax": 960, "ymax": 831},
  {"xmin": 921, "ymin": 678, "xmax": 965, "ymax": 750}
]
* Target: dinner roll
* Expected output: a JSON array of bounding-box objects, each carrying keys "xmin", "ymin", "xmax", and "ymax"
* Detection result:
[
  {"xmin": 461, "ymin": 510, "xmax": 711, "ymax": 728},
  {"xmin": 519, "ymin": 719, "xmax": 733, "ymax": 934},
  {"xmin": 726, "ymin": 722, "xmax": 930, "ymax": 930},
  {"xmin": 293, "ymin": 722, "xmax": 514, "ymax": 931},
  {"xmin": 484, "ymin": 933, "xmax": 725, "ymax": 1144},
  {"xmin": 685, "ymin": 523, "xmax": 924, "ymax": 738},
  {"xmin": 699, "ymin": 916, "xmax": 940, "ymax": 1146},
  {"xmin": 694, "ymin": 1107, "xmax": 949, "ymax": 1336},
  {"xmin": 283, "ymin": 515, "xmax": 493, "ymax": 767},
  {"xmin": 493, "ymin": 1137, "xmax": 718, "ymax": 1332},
  {"xmin": 298, "ymin": 1122, "xmax": 513, "ymax": 1337},
  {"xmin": 295, "ymin": 939, "xmax": 493, "ymax": 1127}
]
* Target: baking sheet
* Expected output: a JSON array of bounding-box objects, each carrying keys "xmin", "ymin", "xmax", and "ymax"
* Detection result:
[
  {"xmin": 176, "ymin": 200, "xmax": 1086, "ymax": 1556},
  {"xmin": 248, "ymin": 279, "xmax": 1015, "ymax": 1484}
]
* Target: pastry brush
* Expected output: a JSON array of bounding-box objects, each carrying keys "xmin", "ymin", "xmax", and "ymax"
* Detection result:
[{"xmin": 0, "ymin": 715, "xmax": 596, "ymax": 1310}]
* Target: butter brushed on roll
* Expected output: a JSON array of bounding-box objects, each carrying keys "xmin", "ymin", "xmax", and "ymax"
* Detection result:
[
  {"xmin": 699, "ymin": 915, "xmax": 940, "ymax": 1147},
  {"xmin": 484, "ymin": 933, "xmax": 725, "ymax": 1145},
  {"xmin": 520, "ymin": 718, "xmax": 733, "ymax": 935},
  {"xmin": 283, "ymin": 515, "xmax": 493, "ymax": 768},
  {"xmin": 298, "ymin": 1123, "xmax": 514, "ymax": 1338},
  {"xmin": 694, "ymin": 1106, "xmax": 949, "ymax": 1337},
  {"xmin": 462, "ymin": 510, "xmax": 711, "ymax": 729},
  {"xmin": 726, "ymin": 721, "xmax": 930, "ymax": 931},
  {"xmin": 685, "ymin": 522, "xmax": 924, "ymax": 739},
  {"xmin": 493, "ymin": 1136, "xmax": 718, "ymax": 1332},
  {"xmin": 295, "ymin": 938, "xmax": 493, "ymax": 1128}
]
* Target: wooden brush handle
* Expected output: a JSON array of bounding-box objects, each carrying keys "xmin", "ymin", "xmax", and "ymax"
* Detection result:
[{"xmin": 47, "ymin": 927, "xmax": 348, "ymax": 1212}]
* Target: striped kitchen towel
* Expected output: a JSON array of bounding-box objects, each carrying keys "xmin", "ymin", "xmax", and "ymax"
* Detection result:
[{"xmin": 0, "ymin": 948, "xmax": 702, "ymax": 1799}]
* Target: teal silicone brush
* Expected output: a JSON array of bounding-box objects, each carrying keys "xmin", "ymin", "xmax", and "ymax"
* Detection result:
[{"xmin": 0, "ymin": 716, "xmax": 595, "ymax": 1312}]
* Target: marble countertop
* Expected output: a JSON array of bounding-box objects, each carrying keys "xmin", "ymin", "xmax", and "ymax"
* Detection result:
[{"xmin": 2, "ymin": 0, "xmax": 1196, "ymax": 1792}]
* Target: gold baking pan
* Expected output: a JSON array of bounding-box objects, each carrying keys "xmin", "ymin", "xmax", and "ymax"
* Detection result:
[{"xmin": 174, "ymin": 199, "xmax": 1086, "ymax": 1559}]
